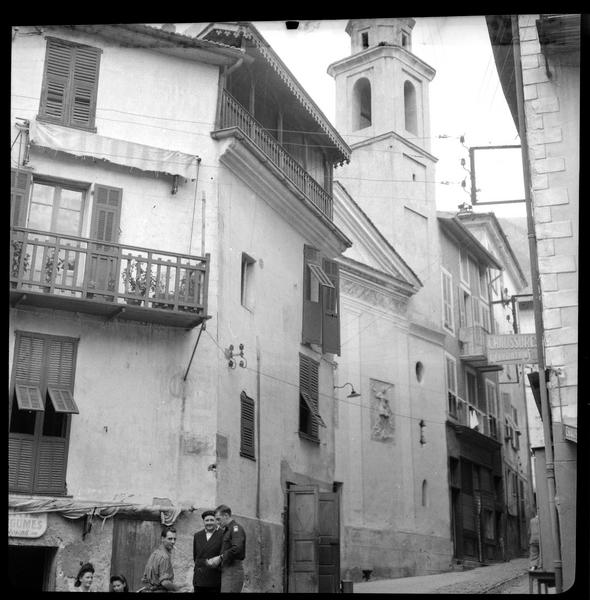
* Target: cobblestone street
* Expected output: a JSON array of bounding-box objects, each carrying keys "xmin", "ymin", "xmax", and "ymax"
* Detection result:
[{"xmin": 351, "ymin": 558, "xmax": 551, "ymax": 594}]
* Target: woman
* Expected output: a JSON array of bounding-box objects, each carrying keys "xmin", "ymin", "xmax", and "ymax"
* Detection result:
[
  {"xmin": 74, "ymin": 562, "xmax": 95, "ymax": 592},
  {"xmin": 110, "ymin": 574, "xmax": 129, "ymax": 592}
]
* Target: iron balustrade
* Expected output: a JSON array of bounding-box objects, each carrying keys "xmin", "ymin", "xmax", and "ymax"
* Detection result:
[
  {"xmin": 10, "ymin": 227, "xmax": 209, "ymax": 315},
  {"xmin": 218, "ymin": 89, "xmax": 333, "ymax": 219}
]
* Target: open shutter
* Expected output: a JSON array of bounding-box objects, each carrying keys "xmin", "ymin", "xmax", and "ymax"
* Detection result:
[
  {"xmin": 288, "ymin": 486, "xmax": 319, "ymax": 593},
  {"xmin": 39, "ymin": 38, "xmax": 73, "ymax": 123},
  {"xmin": 302, "ymin": 245, "xmax": 322, "ymax": 346},
  {"xmin": 88, "ymin": 185, "xmax": 122, "ymax": 293},
  {"xmin": 300, "ymin": 354, "xmax": 321, "ymax": 438},
  {"xmin": 240, "ymin": 391, "xmax": 256, "ymax": 459},
  {"xmin": 10, "ymin": 168, "xmax": 31, "ymax": 226},
  {"xmin": 318, "ymin": 491, "xmax": 340, "ymax": 593},
  {"xmin": 321, "ymin": 259, "xmax": 340, "ymax": 355}
]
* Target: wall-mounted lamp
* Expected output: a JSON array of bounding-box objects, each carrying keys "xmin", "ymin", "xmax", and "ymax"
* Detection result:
[
  {"xmin": 224, "ymin": 343, "xmax": 247, "ymax": 369},
  {"xmin": 334, "ymin": 382, "xmax": 361, "ymax": 398}
]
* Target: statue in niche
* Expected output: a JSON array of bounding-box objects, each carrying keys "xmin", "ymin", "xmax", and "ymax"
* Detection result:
[{"xmin": 371, "ymin": 381, "xmax": 395, "ymax": 441}]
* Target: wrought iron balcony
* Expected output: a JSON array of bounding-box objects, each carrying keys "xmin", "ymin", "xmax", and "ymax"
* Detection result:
[
  {"xmin": 448, "ymin": 396, "xmax": 498, "ymax": 440},
  {"xmin": 215, "ymin": 89, "xmax": 333, "ymax": 220},
  {"xmin": 10, "ymin": 227, "xmax": 209, "ymax": 329}
]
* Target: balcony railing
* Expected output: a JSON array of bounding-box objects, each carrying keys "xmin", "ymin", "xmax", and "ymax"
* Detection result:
[
  {"xmin": 10, "ymin": 227, "xmax": 209, "ymax": 328},
  {"xmin": 217, "ymin": 89, "xmax": 333, "ymax": 220},
  {"xmin": 459, "ymin": 325, "xmax": 487, "ymax": 359}
]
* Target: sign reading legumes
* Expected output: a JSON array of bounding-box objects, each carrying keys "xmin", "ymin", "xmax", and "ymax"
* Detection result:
[{"xmin": 8, "ymin": 511, "xmax": 48, "ymax": 538}]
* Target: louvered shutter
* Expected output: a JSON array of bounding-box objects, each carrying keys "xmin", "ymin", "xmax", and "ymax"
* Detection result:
[
  {"xmin": 39, "ymin": 37, "xmax": 100, "ymax": 130},
  {"xmin": 40, "ymin": 38, "xmax": 72, "ymax": 122},
  {"xmin": 10, "ymin": 168, "xmax": 31, "ymax": 226},
  {"xmin": 35, "ymin": 438, "xmax": 67, "ymax": 495},
  {"xmin": 71, "ymin": 45, "xmax": 101, "ymax": 129},
  {"xmin": 9, "ymin": 437, "xmax": 36, "ymax": 492},
  {"xmin": 88, "ymin": 185, "xmax": 122, "ymax": 293},
  {"xmin": 300, "ymin": 354, "xmax": 320, "ymax": 438},
  {"xmin": 15, "ymin": 384, "xmax": 45, "ymax": 411},
  {"xmin": 302, "ymin": 245, "xmax": 322, "ymax": 346},
  {"xmin": 240, "ymin": 391, "xmax": 256, "ymax": 460},
  {"xmin": 321, "ymin": 259, "xmax": 340, "ymax": 355},
  {"xmin": 15, "ymin": 334, "xmax": 46, "ymax": 386}
]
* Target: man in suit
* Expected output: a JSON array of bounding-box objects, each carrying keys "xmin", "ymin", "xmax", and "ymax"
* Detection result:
[{"xmin": 193, "ymin": 510, "xmax": 223, "ymax": 593}]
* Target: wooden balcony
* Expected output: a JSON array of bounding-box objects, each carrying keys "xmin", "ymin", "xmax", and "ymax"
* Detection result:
[
  {"xmin": 215, "ymin": 89, "xmax": 333, "ymax": 220},
  {"xmin": 10, "ymin": 227, "xmax": 210, "ymax": 329}
]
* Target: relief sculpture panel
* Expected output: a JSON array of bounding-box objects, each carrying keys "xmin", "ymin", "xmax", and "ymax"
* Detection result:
[{"xmin": 370, "ymin": 378, "xmax": 395, "ymax": 442}]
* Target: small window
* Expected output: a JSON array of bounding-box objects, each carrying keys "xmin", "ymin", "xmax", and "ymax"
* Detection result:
[
  {"xmin": 460, "ymin": 249, "xmax": 470, "ymax": 285},
  {"xmin": 241, "ymin": 253, "xmax": 256, "ymax": 310},
  {"xmin": 404, "ymin": 80, "xmax": 417, "ymax": 134},
  {"xmin": 421, "ymin": 479, "xmax": 428, "ymax": 507},
  {"xmin": 361, "ymin": 31, "xmax": 369, "ymax": 48},
  {"xmin": 352, "ymin": 77, "xmax": 372, "ymax": 130},
  {"xmin": 401, "ymin": 31, "xmax": 410, "ymax": 48},
  {"xmin": 415, "ymin": 361, "xmax": 424, "ymax": 382}
]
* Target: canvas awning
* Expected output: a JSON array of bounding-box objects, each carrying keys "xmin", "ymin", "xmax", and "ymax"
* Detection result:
[{"xmin": 29, "ymin": 120, "xmax": 200, "ymax": 181}]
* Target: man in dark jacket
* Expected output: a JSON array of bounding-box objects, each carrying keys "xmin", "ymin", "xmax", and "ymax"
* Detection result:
[
  {"xmin": 206, "ymin": 505, "xmax": 246, "ymax": 593},
  {"xmin": 193, "ymin": 510, "xmax": 223, "ymax": 593}
]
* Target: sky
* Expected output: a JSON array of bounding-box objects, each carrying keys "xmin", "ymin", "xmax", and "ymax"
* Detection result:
[{"xmin": 250, "ymin": 17, "xmax": 527, "ymax": 219}]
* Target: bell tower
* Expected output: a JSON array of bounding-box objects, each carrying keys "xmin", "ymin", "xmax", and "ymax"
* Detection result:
[
  {"xmin": 328, "ymin": 18, "xmax": 435, "ymax": 151},
  {"xmin": 328, "ymin": 18, "xmax": 440, "ymax": 326}
]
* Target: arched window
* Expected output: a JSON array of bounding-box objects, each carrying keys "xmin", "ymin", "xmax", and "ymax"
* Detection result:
[
  {"xmin": 421, "ymin": 479, "xmax": 428, "ymax": 507},
  {"xmin": 353, "ymin": 77, "xmax": 372, "ymax": 130},
  {"xmin": 404, "ymin": 80, "xmax": 417, "ymax": 134}
]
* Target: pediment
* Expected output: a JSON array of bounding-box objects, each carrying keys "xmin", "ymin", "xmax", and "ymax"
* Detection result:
[{"xmin": 333, "ymin": 181, "xmax": 422, "ymax": 295}]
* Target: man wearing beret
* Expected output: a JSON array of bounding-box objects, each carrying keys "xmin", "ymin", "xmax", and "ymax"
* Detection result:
[
  {"xmin": 192, "ymin": 510, "xmax": 223, "ymax": 593},
  {"xmin": 206, "ymin": 505, "xmax": 247, "ymax": 593}
]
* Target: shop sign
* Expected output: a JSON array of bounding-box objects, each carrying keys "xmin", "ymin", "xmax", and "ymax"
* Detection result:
[
  {"xmin": 486, "ymin": 333, "xmax": 538, "ymax": 364},
  {"xmin": 8, "ymin": 511, "xmax": 47, "ymax": 538}
]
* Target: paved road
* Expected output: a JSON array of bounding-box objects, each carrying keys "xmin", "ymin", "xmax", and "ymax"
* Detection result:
[{"xmin": 351, "ymin": 558, "xmax": 534, "ymax": 594}]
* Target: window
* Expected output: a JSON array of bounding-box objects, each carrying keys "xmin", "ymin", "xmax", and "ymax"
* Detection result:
[
  {"xmin": 38, "ymin": 37, "xmax": 101, "ymax": 131},
  {"xmin": 460, "ymin": 249, "xmax": 470, "ymax": 285},
  {"xmin": 421, "ymin": 479, "xmax": 428, "ymax": 507},
  {"xmin": 481, "ymin": 302, "xmax": 491, "ymax": 333},
  {"xmin": 352, "ymin": 77, "xmax": 372, "ymax": 130},
  {"xmin": 404, "ymin": 80, "xmax": 417, "ymax": 134},
  {"xmin": 401, "ymin": 31, "xmax": 410, "ymax": 48},
  {"xmin": 479, "ymin": 268, "xmax": 488, "ymax": 299},
  {"xmin": 240, "ymin": 253, "xmax": 256, "ymax": 310},
  {"xmin": 441, "ymin": 269, "xmax": 454, "ymax": 333},
  {"xmin": 486, "ymin": 380, "xmax": 498, "ymax": 417},
  {"xmin": 239, "ymin": 391, "xmax": 255, "ymax": 460},
  {"xmin": 361, "ymin": 31, "xmax": 369, "ymax": 48},
  {"xmin": 28, "ymin": 179, "xmax": 86, "ymax": 236},
  {"xmin": 459, "ymin": 288, "xmax": 470, "ymax": 328},
  {"xmin": 302, "ymin": 246, "xmax": 340, "ymax": 355},
  {"xmin": 299, "ymin": 353, "xmax": 325, "ymax": 441},
  {"xmin": 446, "ymin": 354, "xmax": 458, "ymax": 415},
  {"xmin": 9, "ymin": 331, "xmax": 79, "ymax": 495}
]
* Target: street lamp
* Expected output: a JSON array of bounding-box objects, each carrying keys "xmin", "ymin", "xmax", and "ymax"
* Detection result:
[{"xmin": 333, "ymin": 382, "xmax": 361, "ymax": 398}]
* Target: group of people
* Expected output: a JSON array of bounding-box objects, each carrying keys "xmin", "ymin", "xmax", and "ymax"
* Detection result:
[{"xmin": 73, "ymin": 504, "xmax": 246, "ymax": 593}]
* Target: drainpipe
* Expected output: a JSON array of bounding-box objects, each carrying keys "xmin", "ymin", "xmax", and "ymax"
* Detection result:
[{"xmin": 511, "ymin": 15, "xmax": 562, "ymax": 592}]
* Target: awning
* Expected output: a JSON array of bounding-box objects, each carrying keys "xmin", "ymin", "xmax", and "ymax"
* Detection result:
[{"xmin": 29, "ymin": 120, "xmax": 200, "ymax": 181}]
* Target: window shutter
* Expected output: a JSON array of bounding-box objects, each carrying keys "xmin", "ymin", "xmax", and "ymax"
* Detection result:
[
  {"xmin": 39, "ymin": 38, "xmax": 100, "ymax": 130},
  {"xmin": 15, "ymin": 334, "xmax": 45, "ymax": 385},
  {"xmin": 322, "ymin": 258, "xmax": 340, "ymax": 355},
  {"xmin": 47, "ymin": 388, "xmax": 79, "ymax": 414},
  {"xmin": 91, "ymin": 185, "xmax": 122, "ymax": 243},
  {"xmin": 240, "ymin": 391, "xmax": 255, "ymax": 460},
  {"xmin": 35, "ymin": 438, "xmax": 67, "ymax": 495},
  {"xmin": 9, "ymin": 437, "xmax": 35, "ymax": 492},
  {"xmin": 302, "ymin": 245, "xmax": 323, "ymax": 346},
  {"xmin": 71, "ymin": 45, "xmax": 101, "ymax": 128},
  {"xmin": 299, "ymin": 353, "xmax": 320, "ymax": 438},
  {"xmin": 15, "ymin": 384, "xmax": 45, "ymax": 411},
  {"xmin": 40, "ymin": 38, "xmax": 73, "ymax": 122},
  {"xmin": 47, "ymin": 339, "xmax": 76, "ymax": 388},
  {"xmin": 10, "ymin": 168, "xmax": 31, "ymax": 226}
]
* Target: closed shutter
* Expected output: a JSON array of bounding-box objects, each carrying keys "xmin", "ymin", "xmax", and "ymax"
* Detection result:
[
  {"xmin": 321, "ymin": 259, "xmax": 340, "ymax": 355},
  {"xmin": 15, "ymin": 334, "xmax": 45, "ymax": 384},
  {"xmin": 302, "ymin": 245, "xmax": 322, "ymax": 346},
  {"xmin": 46, "ymin": 338, "xmax": 76, "ymax": 388},
  {"xmin": 10, "ymin": 168, "xmax": 31, "ymax": 226},
  {"xmin": 39, "ymin": 37, "xmax": 100, "ymax": 130},
  {"xmin": 240, "ymin": 391, "xmax": 255, "ymax": 460},
  {"xmin": 300, "ymin": 353, "xmax": 320, "ymax": 438},
  {"xmin": 35, "ymin": 438, "xmax": 67, "ymax": 495},
  {"xmin": 88, "ymin": 185, "xmax": 122, "ymax": 292},
  {"xmin": 8, "ymin": 437, "xmax": 36, "ymax": 492}
]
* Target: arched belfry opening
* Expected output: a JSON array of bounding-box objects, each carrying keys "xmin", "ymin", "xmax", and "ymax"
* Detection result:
[
  {"xmin": 352, "ymin": 77, "xmax": 372, "ymax": 130},
  {"xmin": 404, "ymin": 80, "xmax": 417, "ymax": 134}
]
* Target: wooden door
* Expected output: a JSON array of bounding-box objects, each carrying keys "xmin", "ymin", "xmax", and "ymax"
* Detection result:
[
  {"xmin": 111, "ymin": 518, "xmax": 161, "ymax": 592},
  {"xmin": 318, "ymin": 491, "xmax": 340, "ymax": 593},
  {"xmin": 287, "ymin": 486, "xmax": 319, "ymax": 593}
]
